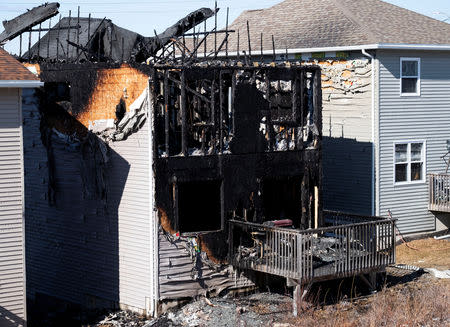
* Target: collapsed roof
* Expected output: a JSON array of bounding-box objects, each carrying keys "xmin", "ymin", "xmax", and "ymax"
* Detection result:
[
  {"xmin": 0, "ymin": 2, "xmax": 59, "ymax": 44},
  {"xmin": 1, "ymin": 2, "xmax": 216, "ymax": 63}
]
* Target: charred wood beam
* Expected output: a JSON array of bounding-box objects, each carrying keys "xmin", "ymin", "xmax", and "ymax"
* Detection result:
[
  {"xmin": 29, "ymin": 24, "xmax": 80, "ymax": 32},
  {"xmin": 265, "ymin": 73, "xmax": 274, "ymax": 151},
  {"xmin": 66, "ymin": 39, "xmax": 86, "ymax": 50},
  {"xmin": 76, "ymin": 6, "xmax": 80, "ymax": 60},
  {"xmin": 164, "ymin": 71, "xmax": 170, "ymax": 156},
  {"xmin": 212, "ymin": 33, "xmax": 230, "ymax": 59},
  {"xmin": 0, "ymin": 2, "xmax": 59, "ymax": 43},
  {"xmin": 211, "ymin": 79, "xmax": 216, "ymax": 153},
  {"xmin": 134, "ymin": 7, "xmax": 216, "ymax": 62},
  {"xmin": 74, "ymin": 17, "xmax": 107, "ymax": 62},
  {"xmin": 219, "ymin": 71, "xmax": 224, "ymax": 152},
  {"xmin": 66, "ymin": 10, "xmax": 71, "ymax": 60},
  {"xmin": 187, "ymin": 27, "xmax": 216, "ymax": 62},
  {"xmin": 166, "ymin": 74, "xmax": 211, "ymax": 104},
  {"xmin": 180, "ymin": 70, "xmax": 187, "ymax": 156},
  {"xmin": 182, "ymin": 29, "xmax": 234, "ymax": 37}
]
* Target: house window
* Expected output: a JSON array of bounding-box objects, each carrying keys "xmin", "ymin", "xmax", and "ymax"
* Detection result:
[
  {"xmin": 394, "ymin": 142, "xmax": 425, "ymax": 184},
  {"xmin": 400, "ymin": 58, "xmax": 420, "ymax": 96}
]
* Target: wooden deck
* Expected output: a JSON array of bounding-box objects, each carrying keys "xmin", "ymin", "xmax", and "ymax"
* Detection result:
[
  {"xmin": 228, "ymin": 211, "xmax": 396, "ymax": 283},
  {"xmin": 429, "ymin": 173, "xmax": 450, "ymax": 213}
]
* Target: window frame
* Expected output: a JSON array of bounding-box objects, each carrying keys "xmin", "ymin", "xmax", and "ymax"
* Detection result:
[
  {"xmin": 400, "ymin": 57, "xmax": 421, "ymax": 97},
  {"xmin": 393, "ymin": 140, "xmax": 426, "ymax": 185}
]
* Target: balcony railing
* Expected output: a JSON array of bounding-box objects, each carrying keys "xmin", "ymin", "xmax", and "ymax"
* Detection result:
[
  {"xmin": 429, "ymin": 173, "xmax": 450, "ymax": 212},
  {"xmin": 228, "ymin": 211, "xmax": 396, "ymax": 283}
]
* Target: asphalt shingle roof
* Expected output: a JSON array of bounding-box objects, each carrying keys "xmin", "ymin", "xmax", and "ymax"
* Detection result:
[
  {"xmin": 218, "ymin": 0, "xmax": 450, "ymax": 52},
  {"xmin": 0, "ymin": 47, "xmax": 39, "ymax": 81}
]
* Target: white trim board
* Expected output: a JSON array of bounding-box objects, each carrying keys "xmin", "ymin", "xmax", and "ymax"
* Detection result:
[
  {"xmin": 0, "ymin": 80, "xmax": 43, "ymax": 88},
  {"xmin": 212, "ymin": 43, "xmax": 450, "ymax": 58}
]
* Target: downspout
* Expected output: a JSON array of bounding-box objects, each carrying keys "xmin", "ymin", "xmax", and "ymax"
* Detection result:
[
  {"xmin": 147, "ymin": 79, "xmax": 159, "ymax": 317},
  {"xmin": 361, "ymin": 49, "xmax": 376, "ymax": 216}
]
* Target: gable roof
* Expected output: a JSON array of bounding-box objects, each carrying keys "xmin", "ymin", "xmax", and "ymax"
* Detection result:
[
  {"xmin": 0, "ymin": 48, "xmax": 40, "ymax": 81},
  {"xmin": 218, "ymin": 0, "xmax": 450, "ymax": 53}
]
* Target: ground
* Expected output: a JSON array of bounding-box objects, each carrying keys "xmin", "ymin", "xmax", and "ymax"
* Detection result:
[{"xmin": 90, "ymin": 237, "xmax": 450, "ymax": 327}]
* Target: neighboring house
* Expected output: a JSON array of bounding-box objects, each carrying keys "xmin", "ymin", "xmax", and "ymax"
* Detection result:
[
  {"xmin": 0, "ymin": 48, "xmax": 42, "ymax": 326},
  {"xmin": 216, "ymin": 0, "xmax": 450, "ymax": 234}
]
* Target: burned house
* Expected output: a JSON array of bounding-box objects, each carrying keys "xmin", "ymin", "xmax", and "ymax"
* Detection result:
[{"xmin": 2, "ymin": 2, "xmax": 396, "ymax": 318}]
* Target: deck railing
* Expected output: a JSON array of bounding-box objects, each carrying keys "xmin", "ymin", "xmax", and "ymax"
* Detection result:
[
  {"xmin": 228, "ymin": 211, "xmax": 396, "ymax": 282},
  {"xmin": 428, "ymin": 173, "xmax": 450, "ymax": 212}
]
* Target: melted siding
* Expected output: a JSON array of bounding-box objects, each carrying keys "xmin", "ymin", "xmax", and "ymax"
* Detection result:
[
  {"xmin": 321, "ymin": 57, "xmax": 373, "ymax": 214},
  {"xmin": 23, "ymin": 88, "xmax": 151, "ymax": 311},
  {"xmin": 158, "ymin": 232, "xmax": 253, "ymax": 300}
]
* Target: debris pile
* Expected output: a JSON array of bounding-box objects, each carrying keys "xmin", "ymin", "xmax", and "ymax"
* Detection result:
[
  {"xmin": 92, "ymin": 293, "xmax": 293, "ymax": 327},
  {"xmin": 95, "ymin": 311, "xmax": 155, "ymax": 327}
]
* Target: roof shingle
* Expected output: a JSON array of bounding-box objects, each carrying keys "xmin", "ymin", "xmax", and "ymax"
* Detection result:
[
  {"xmin": 0, "ymin": 48, "xmax": 40, "ymax": 81},
  {"xmin": 217, "ymin": 0, "xmax": 450, "ymax": 52}
]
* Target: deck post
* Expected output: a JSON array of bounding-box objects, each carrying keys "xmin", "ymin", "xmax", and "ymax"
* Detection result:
[
  {"xmin": 293, "ymin": 284, "xmax": 301, "ymax": 317},
  {"xmin": 293, "ymin": 282, "xmax": 313, "ymax": 316}
]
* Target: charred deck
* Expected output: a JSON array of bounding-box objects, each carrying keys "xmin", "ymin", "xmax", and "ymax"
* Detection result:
[{"xmin": 229, "ymin": 211, "xmax": 396, "ymax": 283}]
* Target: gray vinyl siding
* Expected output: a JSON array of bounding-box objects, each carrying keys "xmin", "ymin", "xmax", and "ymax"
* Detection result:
[
  {"xmin": 0, "ymin": 88, "xmax": 26, "ymax": 326},
  {"xmin": 378, "ymin": 50, "xmax": 450, "ymax": 233},
  {"xmin": 23, "ymin": 89, "xmax": 151, "ymax": 312},
  {"xmin": 322, "ymin": 56, "xmax": 373, "ymax": 215}
]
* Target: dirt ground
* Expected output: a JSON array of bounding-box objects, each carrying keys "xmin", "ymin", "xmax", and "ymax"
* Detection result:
[
  {"xmin": 396, "ymin": 237, "xmax": 450, "ymax": 270},
  {"xmin": 89, "ymin": 237, "xmax": 450, "ymax": 327}
]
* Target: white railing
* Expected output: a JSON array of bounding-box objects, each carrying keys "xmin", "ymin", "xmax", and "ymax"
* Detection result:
[
  {"xmin": 429, "ymin": 173, "xmax": 450, "ymax": 212},
  {"xmin": 229, "ymin": 211, "xmax": 396, "ymax": 282}
]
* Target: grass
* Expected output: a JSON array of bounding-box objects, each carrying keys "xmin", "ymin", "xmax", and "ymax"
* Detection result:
[
  {"xmin": 279, "ymin": 237, "xmax": 450, "ymax": 327},
  {"xmin": 281, "ymin": 280, "xmax": 449, "ymax": 327}
]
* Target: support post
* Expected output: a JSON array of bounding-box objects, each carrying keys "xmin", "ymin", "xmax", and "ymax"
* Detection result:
[
  {"xmin": 164, "ymin": 70, "xmax": 170, "ymax": 156},
  {"xmin": 76, "ymin": 6, "xmax": 80, "ymax": 61},
  {"xmin": 67, "ymin": 10, "xmax": 71, "ymax": 61},
  {"xmin": 180, "ymin": 70, "xmax": 187, "ymax": 156},
  {"xmin": 293, "ymin": 285, "xmax": 301, "ymax": 317}
]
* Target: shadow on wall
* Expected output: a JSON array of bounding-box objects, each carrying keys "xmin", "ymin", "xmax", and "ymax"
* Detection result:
[
  {"xmin": 322, "ymin": 136, "xmax": 373, "ymax": 215},
  {"xmin": 22, "ymin": 88, "xmax": 131, "ymax": 323},
  {"xmin": 0, "ymin": 306, "xmax": 25, "ymax": 327}
]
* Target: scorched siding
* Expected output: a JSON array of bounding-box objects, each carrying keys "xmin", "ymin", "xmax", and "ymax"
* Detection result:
[
  {"xmin": 0, "ymin": 87, "xmax": 26, "ymax": 326},
  {"xmin": 378, "ymin": 50, "xmax": 450, "ymax": 233},
  {"xmin": 23, "ymin": 88, "xmax": 151, "ymax": 312}
]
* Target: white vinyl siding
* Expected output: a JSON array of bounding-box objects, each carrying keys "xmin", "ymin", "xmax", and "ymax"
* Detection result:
[
  {"xmin": 0, "ymin": 88, "xmax": 26, "ymax": 326},
  {"xmin": 378, "ymin": 50, "xmax": 450, "ymax": 234}
]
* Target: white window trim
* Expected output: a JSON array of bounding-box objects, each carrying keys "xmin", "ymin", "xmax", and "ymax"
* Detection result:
[
  {"xmin": 400, "ymin": 57, "xmax": 421, "ymax": 97},
  {"xmin": 393, "ymin": 140, "xmax": 426, "ymax": 185}
]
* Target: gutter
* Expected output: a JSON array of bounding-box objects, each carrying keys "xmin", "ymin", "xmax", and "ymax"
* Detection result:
[
  {"xmin": 0, "ymin": 80, "xmax": 43, "ymax": 88},
  {"xmin": 212, "ymin": 43, "xmax": 450, "ymax": 58},
  {"xmin": 361, "ymin": 49, "xmax": 376, "ymax": 217}
]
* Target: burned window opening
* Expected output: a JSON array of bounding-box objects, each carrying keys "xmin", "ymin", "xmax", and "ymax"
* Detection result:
[
  {"xmin": 177, "ymin": 180, "xmax": 223, "ymax": 234},
  {"xmin": 262, "ymin": 176, "xmax": 302, "ymax": 227},
  {"xmin": 44, "ymin": 81, "xmax": 72, "ymax": 113},
  {"xmin": 152, "ymin": 66, "xmax": 322, "ymax": 158}
]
